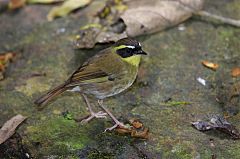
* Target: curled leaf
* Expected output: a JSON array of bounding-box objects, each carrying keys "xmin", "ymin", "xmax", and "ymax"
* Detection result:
[
  {"xmin": 0, "ymin": 115, "xmax": 27, "ymax": 144},
  {"xmin": 47, "ymin": 0, "xmax": 92, "ymax": 21},
  {"xmin": 115, "ymin": 118, "xmax": 149, "ymax": 139},
  {"xmin": 202, "ymin": 60, "xmax": 219, "ymax": 71},
  {"xmin": 115, "ymin": 127, "xmax": 132, "ymax": 134},
  {"xmin": 131, "ymin": 128, "xmax": 149, "ymax": 139},
  {"xmin": 192, "ymin": 115, "xmax": 240, "ymax": 139},
  {"xmin": 121, "ymin": 0, "xmax": 204, "ymax": 36},
  {"xmin": 231, "ymin": 67, "xmax": 240, "ymax": 77},
  {"xmin": 129, "ymin": 119, "xmax": 143, "ymax": 129}
]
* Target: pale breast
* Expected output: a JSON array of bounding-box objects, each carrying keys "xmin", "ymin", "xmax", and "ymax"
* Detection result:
[{"xmin": 82, "ymin": 66, "xmax": 138, "ymax": 99}]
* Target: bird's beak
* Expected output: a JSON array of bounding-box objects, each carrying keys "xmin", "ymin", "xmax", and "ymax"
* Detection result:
[{"xmin": 137, "ymin": 50, "xmax": 148, "ymax": 55}]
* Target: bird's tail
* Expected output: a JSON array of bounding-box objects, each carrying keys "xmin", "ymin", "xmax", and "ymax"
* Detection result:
[{"xmin": 34, "ymin": 83, "xmax": 68, "ymax": 107}]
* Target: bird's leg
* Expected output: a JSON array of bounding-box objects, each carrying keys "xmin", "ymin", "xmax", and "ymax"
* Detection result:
[
  {"xmin": 80, "ymin": 94, "xmax": 107, "ymax": 123},
  {"xmin": 98, "ymin": 99, "xmax": 125, "ymax": 131}
]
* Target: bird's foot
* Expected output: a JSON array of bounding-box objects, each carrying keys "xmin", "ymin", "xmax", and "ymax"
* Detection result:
[
  {"xmin": 104, "ymin": 121, "xmax": 126, "ymax": 132},
  {"xmin": 81, "ymin": 111, "xmax": 107, "ymax": 124}
]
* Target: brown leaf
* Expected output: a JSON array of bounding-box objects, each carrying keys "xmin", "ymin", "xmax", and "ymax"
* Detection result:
[
  {"xmin": 115, "ymin": 127, "xmax": 132, "ymax": 134},
  {"xmin": 0, "ymin": 115, "xmax": 27, "ymax": 144},
  {"xmin": 115, "ymin": 118, "xmax": 149, "ymax": 139},
  {"xmin": 231, "ymin": 67, "xmax": 240, "ymax": 77},
  {"xmin": 202, "ymin": 60, "xmax": 219, "ymax": 71},
  {"xmin": 129, "ymin": 119, "xmax": 143, "ymax": 129},
  {"xmin": 75, "ymin": 0, "xmax": 206, "ymax": 48},
  {"xmin": 9, "ymin": 0, "xmax": 26, "ymax": 9},
  {"xmin": 121, "ymin": 0, "xmax": 204, "ymax": 36},
  {"xmin": 131, "ymin": 128, "xmax": 149, "ymax": 139},
  {"xmin": 0, "ymin": 52, "xmax": 16, "ymax": 80}
]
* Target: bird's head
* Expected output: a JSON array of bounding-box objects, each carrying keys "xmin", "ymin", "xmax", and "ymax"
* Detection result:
[{"xmin": 113, "ymin": 38, "xmax": 147, "ymax": 66}]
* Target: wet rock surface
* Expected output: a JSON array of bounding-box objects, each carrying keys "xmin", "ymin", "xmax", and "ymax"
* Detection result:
[{"xmin": 0, "ymin": 0, "xmax": 240, "ymax": 158}]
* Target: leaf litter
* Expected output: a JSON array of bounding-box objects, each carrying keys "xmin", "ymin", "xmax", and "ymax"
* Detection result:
[
  {"xmin": 3, "ymin": 0, "xmax": 240, "ymax": 48},
  {"xmin": 75, "ymin": 0, "xmax": 240, "ymax": 48},
  {"xmin": 115, "ymin": 118, "xmax": 149, "ymax": 139},
  {"xmin": 47, "ymin": 0, "xmax": 92, "ymax": 21},
  {"xmin": 75, "ymin": 0, "xmax": 205, "ymax": 48}
]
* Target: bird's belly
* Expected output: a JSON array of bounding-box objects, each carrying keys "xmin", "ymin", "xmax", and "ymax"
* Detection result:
[{"xmin": 83, "ymin": 74, "xmax": 137, "ymax": 99}]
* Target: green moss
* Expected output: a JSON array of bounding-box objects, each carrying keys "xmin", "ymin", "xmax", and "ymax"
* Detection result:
[
  {"xmin": 25, "ymin": 117, "xmax": 90, "ymax": 156},
  {"xmin": 219, "ymin": 29, "xmax": 234, "ymax": 39},
  {"xmin": 170, "ymin": 144, "xmax": 193, "ymax": 159},
  {"xmin": 224, "ymin": 144, "xmax": 240, "ymax": 158},
  {"xmin": 226, "ymin": 1, "xmax": 240, "ymax": 19},
  {"xmin": 15, "ymin": 77, "xmax": 51, "ymax": 97},
  {"xmin": 87, "ymin": 150, "xmax": 114, "ymax": 159}
]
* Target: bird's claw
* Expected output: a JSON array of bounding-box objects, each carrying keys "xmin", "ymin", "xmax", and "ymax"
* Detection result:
[
  {"xmin": 104, "ymin": 122, "xmax": 125, "ymax": 132},
  {"xmin": 81, "ymin": 111, "xmax": 107, "ymax": 124}
]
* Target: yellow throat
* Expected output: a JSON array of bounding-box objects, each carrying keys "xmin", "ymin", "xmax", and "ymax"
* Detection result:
[{"xmin": 121, "ymin": 55, "xmax": 141, "ymax": 67}]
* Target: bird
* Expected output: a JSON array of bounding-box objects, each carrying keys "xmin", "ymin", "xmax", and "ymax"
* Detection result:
[{"xmin": 34, "ymin": 37, "xmax": 147, "ymax": 131}]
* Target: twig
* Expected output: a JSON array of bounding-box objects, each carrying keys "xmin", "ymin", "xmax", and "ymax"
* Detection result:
[
  {"xmin": 178, "ymin": 0, "xmax": 240, "ymax": 27},
  {"xmin": 195, "ymin": 10, "xmax": 240, "ymax": 27}
]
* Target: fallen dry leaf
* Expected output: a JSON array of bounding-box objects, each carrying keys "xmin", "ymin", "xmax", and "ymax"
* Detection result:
[
  {"xmin": 231, "ymin": 67, "xmax": 240, "ymax": 77},
  {"xmin": 0, "ymin": 115, "xmax": 27, "ymax": 144},
  {"xmin": 202, "ymin": 60, "xmax": 219, "ymax": 71},
  {"xmin": 47, "ymin": 0, "xmax": 92, "ymax": 21},
  {"xmin": 192, "ymin": 115, "xmax": 240, "ymax": 139},
  {"xmin": 115, "ymin": 118, "xmax": 149, "ymax": 139},
  {"xmin": 8, "ymin": 0, "xmax": 26, "ymax": 9},
  {"xmin": 121, "ymin": 0, "xmax": 204, "ymax": 36},
  {"xmin": 75, "ymin": 0, "xmax": 204, "ymax": 48},
  {"xmin": 115, "ymin": 127, "xmax": 132, "ymax": 134},
  {"xmin": 131, "ymin": 128, "xmax": 149, "ymax": 139},
  {"xmin": 129, "ymin": 119, "xmax": 143, "ymax": 129},
  {"xmin": 115, "ymin": 126, "xmax": 149, "ymax": 139},
  {"xmin": 0, "ymin": 52, "xmax": 16, "ymax": 80},
  {"xmin": 0, "ymin": 52, "xmax": 15, "ymax": 61}
]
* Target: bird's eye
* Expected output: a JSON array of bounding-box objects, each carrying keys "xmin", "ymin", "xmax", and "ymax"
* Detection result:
[{"xmin": 126, "ymin": 48, "xmax": 133, "ymax": 54}]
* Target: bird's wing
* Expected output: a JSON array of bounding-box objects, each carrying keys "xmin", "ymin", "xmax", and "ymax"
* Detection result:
[
  {"xmin": 69, "ymin": 64, "xmax": 109, "ymax": 84},
  {"xmin": 66, "ymin": 49, "xmax": 117, "ymax": 87}
]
